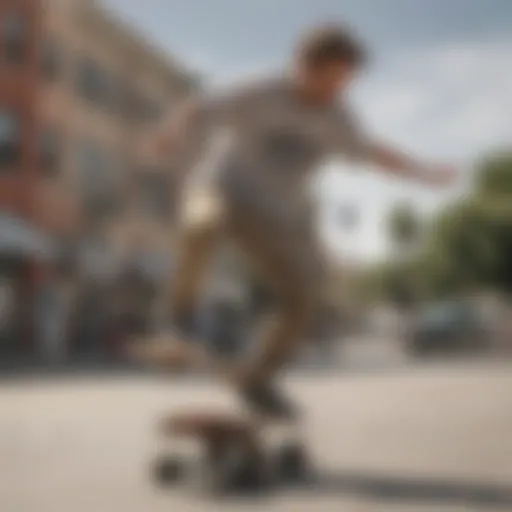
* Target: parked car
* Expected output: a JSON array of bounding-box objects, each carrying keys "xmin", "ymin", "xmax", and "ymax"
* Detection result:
[{"xmin": 406, "ymin": 301, "xmax": 490, "ymax": 357}]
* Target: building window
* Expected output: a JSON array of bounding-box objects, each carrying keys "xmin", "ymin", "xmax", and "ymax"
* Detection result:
[
  {"xmin": 42, "ymin": 39, "xmax": 62, "ymax": 81},
  {"xmin": 0, "ymin": 110, "xmax": 21, "ymax": 169},
  {"xmin": 40, "ymin": 127, "xmax": 61, "ymax": 177},
  {"xmin": 76, "ymin": 140, "xmax": 119, "ymax": 217},
  {"xmin": 75, "ymin": 57, "xmax": 111, "ymax": 106},
  {"xmin": 77, "ymin": 140, "xmax": 107, "ymax": 192},
  {"xmin": 1, "ymin": 12, "xmax": 27, "ymax": 66},
  {"xmin": 139, "ymin": 171, "xmax": 171, "ymax": 219}
]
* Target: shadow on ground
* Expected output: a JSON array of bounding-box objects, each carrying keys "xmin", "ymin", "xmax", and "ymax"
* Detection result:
[
  {"xmin": 169, "ymin": 469, "xmax": 512, "ymax": 509},
  {"xmin": 291, "ymin": 470, "xmax": 512, "ymax": 508}
]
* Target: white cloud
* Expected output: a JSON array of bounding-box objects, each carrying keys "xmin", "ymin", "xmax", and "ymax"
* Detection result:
[
  {"xmin": 322, "ymin": 39, "xmax": 512, "ymax": 263},
  {"xmin": 354, "ymin": 40, "xmax": 512, "ymax": 157}
]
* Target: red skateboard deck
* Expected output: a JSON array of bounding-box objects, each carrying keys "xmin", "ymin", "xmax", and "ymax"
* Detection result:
[{"xmin": 160, "ymin": 411, "xmax": 260, "ymax": 447}]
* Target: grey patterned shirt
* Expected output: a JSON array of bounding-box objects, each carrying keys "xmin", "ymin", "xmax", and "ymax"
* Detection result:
[{"xmin": 180, "ymin": 75, "xmax": 373, "ymax": 222}]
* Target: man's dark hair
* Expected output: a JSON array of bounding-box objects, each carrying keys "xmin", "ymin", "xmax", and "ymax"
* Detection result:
[{"xmin": 297, "ymin": 24, "xmax": 367, "ymax": 69}]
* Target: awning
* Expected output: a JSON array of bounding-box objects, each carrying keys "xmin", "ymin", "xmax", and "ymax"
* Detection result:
[{"xmin": 0, "ymin": 213, "xmax": 56, "ymax": 261}]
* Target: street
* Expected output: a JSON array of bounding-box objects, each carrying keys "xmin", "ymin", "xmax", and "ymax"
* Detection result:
[{"xmin": 1, "ymin": 360, "xmax": 512, "ymax": 512}]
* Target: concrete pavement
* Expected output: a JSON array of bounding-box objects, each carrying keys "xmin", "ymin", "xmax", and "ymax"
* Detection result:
[{"xmin": 1, "ymin": 362, "xmax": 512, "ymax": 511}]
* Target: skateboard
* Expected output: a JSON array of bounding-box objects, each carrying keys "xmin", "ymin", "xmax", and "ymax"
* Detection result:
[
  {"xmin": 133, "ymin": 338, "xmax": 310, "ymax": 493},
  {"xmin": 151, "ymin": 409, "xmax": 310, "ymax": 494}
]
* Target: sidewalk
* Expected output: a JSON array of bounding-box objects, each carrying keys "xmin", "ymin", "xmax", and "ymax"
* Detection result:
[{"xmin": 0, "ymin": 357, "xmax": 149, "ymax": 381}]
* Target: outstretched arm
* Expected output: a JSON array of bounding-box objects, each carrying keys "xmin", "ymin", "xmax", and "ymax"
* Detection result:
[
  {"xmin": 333, "ymin": 105, "xmax": 458, "ymax": 188},
  {"xmin": 144, "ymin": 97, "xmax": 212, "ymax": 184},
  {"xmin": 146, "ymin": 81, "xmax": 261, "ymax": 166},
  {"xmin": 369, "ymin": 143, "xmax": 457, "ymax": 188}
]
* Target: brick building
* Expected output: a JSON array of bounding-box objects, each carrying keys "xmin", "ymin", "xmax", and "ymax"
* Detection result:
[{"xmin": 0, "ymin": 0, "xmax": 197, "ymax": 359}]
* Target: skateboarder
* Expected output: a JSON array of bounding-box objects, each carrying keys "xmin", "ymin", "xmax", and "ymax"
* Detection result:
[{"xmin": 140, "ymin": 24, "xmax": 457, "ymax": 417}]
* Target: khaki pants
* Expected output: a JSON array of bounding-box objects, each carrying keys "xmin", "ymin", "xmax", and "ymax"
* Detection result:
[{"xmin": 169, "ymin": 185, "xmax": 324, "ymax": 378}]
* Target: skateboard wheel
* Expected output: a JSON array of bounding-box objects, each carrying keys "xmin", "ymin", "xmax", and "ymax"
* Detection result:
[
  {"xmin": 204, "ymin": 444, "xmax": 265, "ymax": 494},
  {"xmin": 152, "ymin": 455, "xmax": 185, "ymax": 486},
  {"xmin": 275, "ymin": 443, "xmax": 309, "ymax": 482},
  {"xmin": 229, "ymin": 456, "xmax": 265, "ymax": 492}
]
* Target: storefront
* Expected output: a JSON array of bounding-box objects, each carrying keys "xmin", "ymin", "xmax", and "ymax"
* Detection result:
[
  {"xmin": 70, "ymin": 249, "xmax": 169, "ymax": 362},
  {"xmin": 0, "ymin": 213, "xmax": 56, "ymax": 361},
  {"xmin": 67, "ymin": 240, "xmax": 120, "ymax": 361}
]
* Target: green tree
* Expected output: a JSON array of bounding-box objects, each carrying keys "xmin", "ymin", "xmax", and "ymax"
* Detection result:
[
  {"xmin": 422, "ymin": 151, "xmax": 512, "ymax": 296},
  {"xmin": 362, "ymin": 150, "xmax": 512, "ymax": 304},
  {"xmin": 387, "ymin": 201, "xmax": 422, "ymax": 254},
  {"xmin": 476, "ymin": 152, "xmax": 512, "ymax": 197}
]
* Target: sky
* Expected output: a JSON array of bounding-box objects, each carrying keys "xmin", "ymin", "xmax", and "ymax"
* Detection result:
[{"xmin": 104, "ymin": 0, "xmax": 512, "ymax": 263}]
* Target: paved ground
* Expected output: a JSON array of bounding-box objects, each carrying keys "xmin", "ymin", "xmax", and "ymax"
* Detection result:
[{"xmin": 1, "ymin": 361, "xmax": 512, "ymax": 512}]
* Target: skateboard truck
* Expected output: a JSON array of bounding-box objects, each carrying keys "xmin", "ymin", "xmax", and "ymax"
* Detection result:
[{"xmin": 152, "ymin": 410, "xmax": 310, "ymax": 494}]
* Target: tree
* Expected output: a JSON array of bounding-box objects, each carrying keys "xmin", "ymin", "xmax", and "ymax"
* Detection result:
[
  {"xmin": 476, "ymin": 151, "xmax": 512, "ymax": 197},
  {"xmin": 360, "ymin": 150, "xmax": 512, "ymax": 304},
  {"xmin": 387, "ymin": 201, "xmax": 422, "ymax": 254},
  {"xmin": 420, "ymin": 151, "xmax": 512, "ymax": 296}
]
